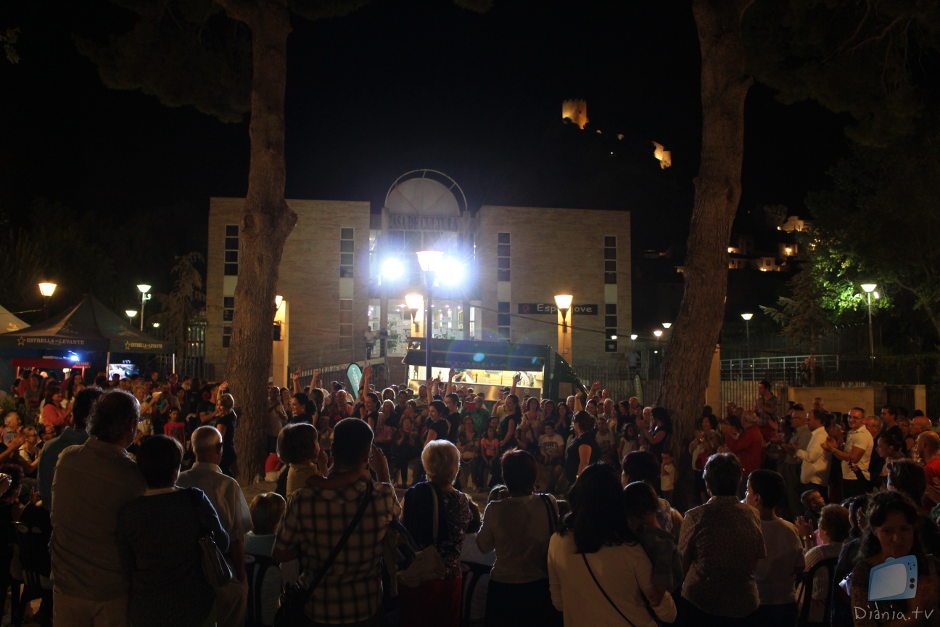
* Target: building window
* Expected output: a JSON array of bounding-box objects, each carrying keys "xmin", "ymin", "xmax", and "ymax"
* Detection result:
[
  {"xmin": 224, "ymin": 225, "xmax": 239, "ymax": 276},
  {"xmin": 497, "ymin": 301, "xmax": 510, "ymax": 338},
  {"xmin": 339, "ymin": 299, "xmax": 353, "ymax": 348},
  {"xmin": 340, "ymin": 228, "xmax": 354, "ymax": 278},
  {"xmin": 497, "ymin": 232, "xmax": 510, "ymax": 282},
  {"xmin": 223, "ymin": 297, "xmax": 235, "ymax": 322},
  {"xmin": 222, "ymin": 326, "xmax": 232, "ymax": 348},
  {"xmin": 604, "ymin": 235, "xmax": 617, "ymax": 284}
]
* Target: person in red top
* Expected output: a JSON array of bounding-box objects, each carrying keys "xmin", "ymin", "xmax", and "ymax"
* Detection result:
[
  {"xmin": 162, "ymin": 408, "xmax": 187, "ymax": 446},
  {"xmin": 41, "ymin": 386, "xmax": 68, "ymax": 429},
  {"xmin": 917, "ymin": 431, "xmax": 940, "ymax": 507},
  {"xmin": 721, "ymin": 410, "xmax": 765, "ymax": 495}
]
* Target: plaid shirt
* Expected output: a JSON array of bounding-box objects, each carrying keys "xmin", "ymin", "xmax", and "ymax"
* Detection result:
[{"xmin": 276, "ymin": 479, "xmax": 400, "ymax": 624}]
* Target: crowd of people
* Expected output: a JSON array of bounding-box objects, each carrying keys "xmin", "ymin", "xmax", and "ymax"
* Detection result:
[{"xmin": 0, "ymin": 367, "xmax": 939, "ymax": 626}]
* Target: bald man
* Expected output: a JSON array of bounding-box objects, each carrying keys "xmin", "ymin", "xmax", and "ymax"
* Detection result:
[{"xmin": 177, "ymin": 425, "xmax": 252, "ymax": 627}]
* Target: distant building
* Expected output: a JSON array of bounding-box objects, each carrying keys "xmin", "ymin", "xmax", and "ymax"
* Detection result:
[{"xmin": 206, "ymin": 170, "xmax": 632, "ymax": 381}]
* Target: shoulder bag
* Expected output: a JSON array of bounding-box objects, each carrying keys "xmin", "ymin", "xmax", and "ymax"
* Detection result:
[
  {"xmin": 397, "ymin": 483, "xmax": 446, "ymax": 587},
  {"xmin": 273, "ymin": 481, "xmax": 375, "ymax": 627},
  {"xmin": 190, "ymin": 489, "xmax": 235, "ymax": 589}
]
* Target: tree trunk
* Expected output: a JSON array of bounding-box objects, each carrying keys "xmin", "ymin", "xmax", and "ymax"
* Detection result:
[
  {"xmin": 216, "ymin": 0, "xmax": 297, "ymax": 484},
  {"xmin": 658, "ymin": 0, "xmax": 754, "ymax": 510}
]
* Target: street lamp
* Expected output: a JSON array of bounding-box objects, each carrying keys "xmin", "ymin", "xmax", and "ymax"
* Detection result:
[
  {"xmin": 554, "ymin": 294, "xmax": 573, "ymax": 363},
  {"xmin": 630, "ymin": 333, "xmax": 638, "ymax": 341},
  {"xmin": 861, "ymin": 283, "xmax": 877, "ymax": 366},
  {"xmin": 741, "ymin": 312, "xmax": 753, "ymax": 360},
  {"xmin": 416, "ymin": 250, "xmax": 443, "ymax": 381},
  {"xmin": 652, "ymin": 329, "xmax": 663, "ymax": 339},
  {"xmin": 136, "ymin": 284, "xmax": 152, "ymax": 331},
  {"xmin": 661, "ymin": 322, "xmax": 672, "ymax": 329},
  {"xmin": 405, "ymin": 292, "xmax": 424, "ymax": 338},
  {"xmin": 37, "ymin": 282, "xmax": 57, "ymax": 317},
  {"xmin": 125, "ymin": 309, "xmax": 138, "ymax": 326}
]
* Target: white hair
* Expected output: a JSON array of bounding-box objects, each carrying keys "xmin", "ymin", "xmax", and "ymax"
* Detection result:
[
  {"xmin": 421, "ymin": 439, "xmax": 460, "ymax": 486},
  {"xmin": 191, "ymin": 425, "xmax": 222, "ymax": 453}
]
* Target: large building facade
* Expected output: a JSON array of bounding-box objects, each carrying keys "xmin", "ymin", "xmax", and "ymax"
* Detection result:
[{"xmin": 206, "ymin": 171, "xmax": 631, "ymax": 382}]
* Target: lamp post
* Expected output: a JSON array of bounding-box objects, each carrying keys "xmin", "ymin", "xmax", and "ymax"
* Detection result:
[
  {"xmin": 861, "ymin": 283, "xmax": 877, "ymax": 368},
  {"xmin": 405, "ymin": 292, "xmax": 424, "ymax": 340},
  {"xmin": 136, "ymin": 284, "xmax": 152, "ymax": 331},
  {"xmin": 554, "ymin": 294, "xmax": 573, "ymax": 363},
  {"xmin": 661, "ymin": 322, "xmax": 672, "ymax": 329},
  {"xmin": 741, "ymin": 312, "xmax": 753, "ymax": 361},
  {"xmin": 125, "ymin": 309, "xmax": 138, "ymax": 326},
  {"xmin": 37, "ymin": 282, "xmax": 57, "ymax": 318},
  {"xmin": 416, "ymin": 250, "xmax": 443, "ymax": 381}
]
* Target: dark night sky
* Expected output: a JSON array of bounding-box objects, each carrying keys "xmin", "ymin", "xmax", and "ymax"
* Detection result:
[{"xmin": 0, "ymin": 0, "xmax": 844, "ymax": 319}]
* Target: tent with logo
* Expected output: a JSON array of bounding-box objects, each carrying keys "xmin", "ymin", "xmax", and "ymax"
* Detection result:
[
  {"xmin": 0, "ymin": 295, "xmax": 172, "ymax": 359},
  {"xmin": 0, "ymin": 304, "xmax": 27, "ymax": 334}
]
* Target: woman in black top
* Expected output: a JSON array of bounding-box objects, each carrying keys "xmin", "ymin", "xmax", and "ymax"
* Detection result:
[
  {"xmin": 564, "ymin": 411, "xmax": 601, "ymax": 485},
  {"xmin": 497, "ymin": 394, "xmax": 522, "ymax": 452}
]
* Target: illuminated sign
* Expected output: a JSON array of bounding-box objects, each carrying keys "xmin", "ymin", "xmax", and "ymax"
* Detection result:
[
  {"xmin": 388, "ymin": 214, "xmax": 461, "ymax": 231},
  {"xmin": 517, "ymin": 303, "xmax": 598, "ymax": 315}
]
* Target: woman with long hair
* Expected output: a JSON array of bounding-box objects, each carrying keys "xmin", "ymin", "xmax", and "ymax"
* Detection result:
[
  {"xmin": 548, "ymin": 464, "xmax": 676, "ymax": 626},
  {"xmin": 564, "ymin": 411, "xmax": 601, "ymax": 485}
]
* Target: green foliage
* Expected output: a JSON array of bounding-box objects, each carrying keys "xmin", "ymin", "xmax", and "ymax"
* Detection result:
[
  {"xmin": 153, "ymin": 252, "xmax": 206, "ymax": 352},
  {"xmin": 744, "ymin": 0, "xmax": 940, "ymax": 146},
  {"xmin": 745, "ymin": 0, "xmax": 940, "ymax": 344},
  {"xmin": 75, "ymin": 1, "xmax": 252, "ymax": 123},
  {"xmin": 1, "ymin": 27, "xmax": 19, "ymax": 63},
  {"xmin": 760, "ymin": 255, "xmax": 833, "ymax": 353}
]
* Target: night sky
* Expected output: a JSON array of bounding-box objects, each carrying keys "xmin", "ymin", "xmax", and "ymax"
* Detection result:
[{"xmin": 1, "ymin": 0, "xmax": 845, "ymax": 324}]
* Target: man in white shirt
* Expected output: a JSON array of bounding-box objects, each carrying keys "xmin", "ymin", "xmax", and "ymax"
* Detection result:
[
  {"xmin": 177, "ymin": 426, "xmax": 252, "ymax": 627},
  {"xmin": 823, "ymin": 407, "xmax": 874, "ymax": 498},
  {"xmin": 784, "ymin": 409, "xmax": 830, "ymax": 496}
]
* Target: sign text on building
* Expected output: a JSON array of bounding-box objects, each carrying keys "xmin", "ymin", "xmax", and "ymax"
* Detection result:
[
  {"xmin": 517, "ymin": 303, "xmax": 598, "ymax": 315},
  {"xmin": 388, "ymin": 213, "xmax": 461, "ymax": 231}
]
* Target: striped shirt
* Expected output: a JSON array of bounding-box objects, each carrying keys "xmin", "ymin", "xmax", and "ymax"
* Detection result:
[{"xmin": 276, "ymin": 478, "xmax": 400, "ymax": 624}]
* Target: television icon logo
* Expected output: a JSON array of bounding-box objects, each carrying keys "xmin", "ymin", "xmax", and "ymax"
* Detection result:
[{"xmin": 869, "ymin": 555, "xmax": 918, "ymax": 601}]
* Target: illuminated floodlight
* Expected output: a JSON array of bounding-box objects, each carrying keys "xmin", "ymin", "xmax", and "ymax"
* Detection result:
[
  {"xmin": 38, "ymin": 282, "xmax": 57, "ymax": 297},
  {"xmin": 416, "ymin": 250, "xmax": 444, "ymax": 273},
  {"xmin": 380, "ymin": 257, "xmax": 406, "ymax": 281},
  {"xmin": 436, "ymin": 256, "xmax": 466, "ymax": 286}
]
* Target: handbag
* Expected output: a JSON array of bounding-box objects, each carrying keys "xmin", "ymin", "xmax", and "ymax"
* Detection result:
[
  {"xmin": 199, "ymin": 533, "xmax": 236, "ymax": 588},
  {"xmin": 190, "ymin": 489, "xmax": 235, "ymax": 589},
  {"xmin": 397, "ymin": 484, "xmax": 446, "ymax": 587},
  {"xmin": 273, "ymin": 481, "xmax": 375, "ymax": 627}
]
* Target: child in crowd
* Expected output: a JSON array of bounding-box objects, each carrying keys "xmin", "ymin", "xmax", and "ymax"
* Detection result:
[
  {"xmin": 2, "ymin": 413, "xmax": 22, "ymax": 447},
  {"xmin": 660, "ymin": 452, "xmax": 675, "ymax": 502},
  {"xmin": 163, "ymin": 409, "xmax": 186, "ymax": 446},
  {"xmin": 623, "ymin": 480, "xmax": 683, "ymax": 599},
  {"xmin": 277, "ymin": 423, "xmax": 325, "ymax": 496},
  {"xmin": 480, "ymin": 426, "xmax": 500, "ymax": 487}
]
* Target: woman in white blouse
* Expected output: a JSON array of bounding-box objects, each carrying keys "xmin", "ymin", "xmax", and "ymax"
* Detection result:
[{"xmin": 548, "ymin": 463, "xmax": 676, "ymax": 627}]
